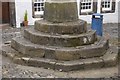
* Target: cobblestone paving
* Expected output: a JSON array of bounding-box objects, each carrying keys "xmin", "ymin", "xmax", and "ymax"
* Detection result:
[{"xmin": 1, "ymin": 24, "xmax": 119, "ymax": 78}]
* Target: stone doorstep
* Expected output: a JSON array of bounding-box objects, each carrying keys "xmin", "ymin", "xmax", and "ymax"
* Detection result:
[
  {"xmin": 11, "ymin": 36, "xmax": 109, "ymax": 60},
  {"xmin": 24, "ymin": 27, "xmax": 96, "ymax": 47},
  {"xmin": 2, "ymin": 45, "xmax": 118, "ymax": 72}
]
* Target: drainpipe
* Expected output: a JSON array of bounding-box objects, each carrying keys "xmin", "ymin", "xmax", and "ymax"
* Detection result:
[{"xmin": 97, "ymin": 0, "xmax": 101, "ymax": 13}]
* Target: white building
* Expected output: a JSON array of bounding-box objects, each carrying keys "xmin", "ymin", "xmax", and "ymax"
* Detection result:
[{"xmin": 1, "ymin": 0, "xmax": 119, "ymax": 28}]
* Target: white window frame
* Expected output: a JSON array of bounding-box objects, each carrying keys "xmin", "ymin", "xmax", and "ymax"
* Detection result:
[
  {"xmin": 102, "ymin": 0, "xmax": 112, "ymax": 11},
  {"xmin": 80, "ymin": 0, "xmax": 94, "ymax": 13},
  {"xmin": 33, "ymin": 0, "xmax": 45, "ymax": 15}
]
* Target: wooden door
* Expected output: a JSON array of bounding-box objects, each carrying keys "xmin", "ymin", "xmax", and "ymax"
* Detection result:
[{"xmin": 2, "ymin": 2, "xmax": 10, "ymax": 23}]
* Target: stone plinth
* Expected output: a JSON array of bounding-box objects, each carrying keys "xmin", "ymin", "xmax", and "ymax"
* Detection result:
[
  {"xmin": 34, "ymin": 20, "xmax": 87, "ymax": 34},
  {"xmin": 5, "ymin": 0, "xmax": 118, "ymax": 71}
]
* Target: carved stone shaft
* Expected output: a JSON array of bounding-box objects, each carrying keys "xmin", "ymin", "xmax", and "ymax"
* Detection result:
[{"xmin": 44, "ymin": 0, "xmax": 78, "ymax": 23}]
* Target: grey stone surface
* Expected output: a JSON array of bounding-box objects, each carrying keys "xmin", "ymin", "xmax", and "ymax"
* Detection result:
[
  {"xmin": 24, "ymin": 27, "xmax": 96, "ymax": 47},
  {"xmin": 11, "ymin": 36, "xmax": 109, "ymax": 61},
  {"xmin": 34, "ymin": 20, "xmax": 87, "ymax": 34},
  {"xmin": 1, "ymin": 45, "xmax": 118, "ymax": 72},
  {"xmin": 2, "ymin": 53, "xmax": 118, "ymax": 78},
  {"xmin": 44, "ymin": 1, "xmax": 78, "ymax": 22},
  {"xmin": 28, "ymin": 58, "xmax": 56, "ymax": 69},
  {"xmin": 2, "ymin": 0, "xmax": 118, "ymax": 73},
  {"xmin": 1, "ymin": 23, "xmax": 119, "ymax": 78},
  {"xmin": 101, "ymin": 47, "xmax": 118, "ymax": 67}
]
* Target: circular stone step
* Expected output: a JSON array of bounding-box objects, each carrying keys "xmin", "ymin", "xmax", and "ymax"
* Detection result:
[
  {"xmin": 11, "ymin": 36, "xmax": 109, "ymax": 61},
  {"xmin": 34, "ymin": 20, "xmax": 87, "ymax": 34},
  {"xmin": 24, "ymin": 27, "xmax": 96, "ymax": 47},
  {"xmin": 2, "ymin": 45, "xmax": 118, "ymax": 72}
]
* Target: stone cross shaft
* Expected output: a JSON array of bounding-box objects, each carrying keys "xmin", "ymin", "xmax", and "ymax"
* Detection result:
[{"xmin": 44, "ymin": 0, "xmax": 78, "ymax": 23}]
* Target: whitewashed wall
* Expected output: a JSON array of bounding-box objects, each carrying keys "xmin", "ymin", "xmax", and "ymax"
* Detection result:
[
  {"xmin": 79, "ymin": 0, "xmax": 119, "ymax": 23},
  {"xmin": 15, "ymin": 0, "xmax": 40, "ymax": 28},
  {"xmin": 15, "ymin": 0, "xmax": 119, "ymax": 28}
]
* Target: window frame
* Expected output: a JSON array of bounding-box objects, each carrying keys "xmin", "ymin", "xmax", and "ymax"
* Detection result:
[
  {"xmin": 79, "ymin": 0, "xmax": 97, "ymax": 15},
  {"xmin": 32, "ymin": 0, "xmax": 116, "ymax": 17},
  {"xmin": 32, "ymin": 0, "xmax": 44, "ymax": 18},
  {"xmin": 101, "ymin": 0, "xmax": 115, "ymax": 13}
]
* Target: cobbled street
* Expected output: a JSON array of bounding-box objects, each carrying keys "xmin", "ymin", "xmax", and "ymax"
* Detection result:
[{"xmin": 1, "ymin": 23, "xmax": 119, "ymax": 78}]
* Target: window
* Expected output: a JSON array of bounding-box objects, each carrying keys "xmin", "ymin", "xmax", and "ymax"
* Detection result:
[
  {"xmin": 79, "ymin": 0, "xmax": 115, "ymax": 15},
  {"xmin": 81, "ymin": 0, "xmax": 93, "ymax": 13},
  {"xmin": 102, "ymin": 0, "xmax": 112, "ymax": 11},
  {"xmin": 32, "ymin": 0, "xmax": 116, "ymax": 17},
  {"xmin": 80, "ymin": 0, "xmax": 97, "ymax": 15},
  {"xmin": 101, "ymin": 0, "xmax": 115, "ymax": 13},
  {"xmin": 32, "ymin": 0, "xmax": 44, "ymax": 18}
]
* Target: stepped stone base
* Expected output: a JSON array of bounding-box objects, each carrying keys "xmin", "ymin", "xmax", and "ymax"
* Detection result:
[
  {"xmin": 2, "ymin": 45, "xmax": 118, "ymax": 72},
  {"xmin": 35, "ymin": 20, "xmax": 87, "ymax": 34},
  {"xmin": 11, "ymin": 36, "xmax": 109, "ymax": 61},
  {"xmin": 24, "ymin": 27, "xmax": 96, "ymax": 47},
  {"xmin": 3, "ymin": 0, "xmax": 118, "ymax": 72}
]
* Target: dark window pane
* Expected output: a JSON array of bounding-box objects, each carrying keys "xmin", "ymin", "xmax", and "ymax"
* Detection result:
[
  {"xmin": 81, "ymin": 3, "xmax": 83, "ymax": 5},
  {"xmin": 105, "ymin": 5, "xmax": 107, "ymax": 8},
  {"xmin": 38, "ymin": 3, "xmax": 40, "ymax": 6},
  {"xmin": 35, "ymin": 8, "xmax": 37, "ymax": 11},
  {"xmin": 41, "ymin": 3, "xmax": 44, "ymax": 6},
  {"xmin": 105, "ymin": 2, "xmax": 107, "ymax": 4},
  {"xmin": 81, "ymin": 6, "xmax": 83, "ymax": 9},
  {"xmin": 86, "ymin": 6, "xmax": 88, "ymax": 9},
  {"xmin": 89, "ymin": 6, "xmax": 91, "ymax": 9},
  {"xmin": 34, "ymin": 3, "xmax": 37, "ymax": 7},
  {"xmin": 86, "ymin": 3, "xmax": 88, "ymax": 5},
  {"xmin": 102, "ymin": 4, "xmax": 104, "ymax": 7},
  {"xmin": 41, "ymin": 7, "xmax": 44, "ymax": 11},
  {"xmin": 38, "ymin": 8, "xmax": 40, "ymax": 11},
  {"xmin": 89, "ymin": 3, "xmax": 91, "ymax": 5},
  {"xmin": 83, "ymin": 6, "xmax": 85, "ymax": 9}
]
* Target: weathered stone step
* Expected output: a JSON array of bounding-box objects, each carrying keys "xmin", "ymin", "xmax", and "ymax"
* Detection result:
[
  {"xmin": 11, "ymin": 36, "xmax": 109, "ymax": 61},
  {"xmin": 24, "ymin": 27, "xmax": 96, "ymax": 47},
  {"xmin": 34, "ymin": 20, "xmax": 87, "ymax": 34},
  {"xmin": 2, "ymin": 45, "xmax": 118, "ymax": 72}
]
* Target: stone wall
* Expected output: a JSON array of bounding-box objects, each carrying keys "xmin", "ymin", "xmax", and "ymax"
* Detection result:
[
  {"xmin": 9, "ymin": 2, "xmax": 16, "ymax": 27},
  {"xmin": 0, "ymin": 2, "xmax": 2, "ymax": 24}
]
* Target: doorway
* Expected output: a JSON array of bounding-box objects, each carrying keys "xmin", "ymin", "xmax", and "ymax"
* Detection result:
[{"xmin": 2, "ymin": 2, "xmax": 10, "ymax": 23}]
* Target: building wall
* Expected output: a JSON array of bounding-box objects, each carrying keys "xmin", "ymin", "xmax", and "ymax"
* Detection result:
[
  {"xmin": 80, "ymin": 0, "xmax": 119, "ymax": 23},
  {"xmin": 9, "ymin": 2, "xmax": 16, "ymax": 27},
  {"xmin": 15, "ymin": 0, "xmax": 119, "ymax": 28},
  {"xmin": 0, "ymin": 2, "xmax": 2, "ymax": 23},
  {"xmin": 118, "ymin": 1, "xmax": 120, "ymax": 23}
]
